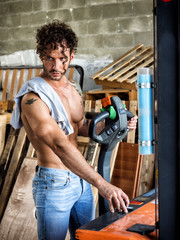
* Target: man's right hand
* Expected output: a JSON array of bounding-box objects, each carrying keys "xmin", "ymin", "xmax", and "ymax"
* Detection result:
[{"xmin": 97, "ymin": 180, "xmax": 129, "ymax": 213}]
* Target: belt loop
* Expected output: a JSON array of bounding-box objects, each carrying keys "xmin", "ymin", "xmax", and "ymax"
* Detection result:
[{"xmin": 35, "ymin": 165, "xmax": 40, "ymax": 176}]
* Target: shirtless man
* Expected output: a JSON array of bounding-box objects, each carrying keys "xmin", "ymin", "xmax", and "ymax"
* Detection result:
[{"xmin": 11, "ymin": 20, "xmax": 137, "ymax": 240}]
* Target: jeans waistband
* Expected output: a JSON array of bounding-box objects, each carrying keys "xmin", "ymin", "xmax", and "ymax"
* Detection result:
[{"xmin": 35, "ymin": 165, "xmax": 79, "ymax": 179}]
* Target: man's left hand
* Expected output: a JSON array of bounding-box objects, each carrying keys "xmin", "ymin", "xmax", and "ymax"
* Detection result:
[{"xmin": 127, "ymin": 116, "xmax": 138, "ymax": 130}]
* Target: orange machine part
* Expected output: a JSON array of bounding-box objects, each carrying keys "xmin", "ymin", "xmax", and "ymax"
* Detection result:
[
  {"xmin": 101, "ymin": 96, "xmax": 112, "ymax": 108},
  {"xmin": 76, "ymin": 201, "xmax": 158, "ymax": 240}
]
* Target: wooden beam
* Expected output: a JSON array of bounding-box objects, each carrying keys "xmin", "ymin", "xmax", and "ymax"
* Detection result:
[
  {"xmin": 0, "ymin": 127, "xmax": 17, "ymax": 193},
  {"xmin": 95, "ymin": 79, "xmax": 137, "ymax": 90},
  {"xmin": 9, "ymin": 69, "xmax": 18, "ymax": 100},
  {"xmin": 17, "ymin": 69, "xmax": 25, "ymax": 93}
]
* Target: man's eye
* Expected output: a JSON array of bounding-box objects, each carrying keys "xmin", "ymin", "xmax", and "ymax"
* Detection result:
[{"xmin": 48, "ymin": 57, "xmax": 53, "ymax": 61}]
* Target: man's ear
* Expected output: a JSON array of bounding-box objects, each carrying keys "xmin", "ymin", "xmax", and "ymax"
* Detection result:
[{"xmin": 70, "ymin": 52, "xmax": 74, "ymax": 63}]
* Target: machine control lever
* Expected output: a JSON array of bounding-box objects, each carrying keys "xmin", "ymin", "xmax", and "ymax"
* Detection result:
[{"xmin": 88, "ymin": 96, "xmax": 134, "ymax": 215}]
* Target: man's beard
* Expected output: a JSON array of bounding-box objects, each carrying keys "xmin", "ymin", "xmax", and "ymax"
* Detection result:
[{"xmin": 43, "ymin": 65, "xmax": 67, "ymax": 81}]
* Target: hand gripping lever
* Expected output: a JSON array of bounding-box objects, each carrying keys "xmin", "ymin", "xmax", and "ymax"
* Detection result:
[{"xmin": 88, "ymin": 96, "xmax": 134, "ymax": 215}]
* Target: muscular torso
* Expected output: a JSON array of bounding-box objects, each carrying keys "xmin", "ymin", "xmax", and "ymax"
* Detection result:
[{"xmin": 21, "ymin": 78, "xmax": 84, "ymax": 170}]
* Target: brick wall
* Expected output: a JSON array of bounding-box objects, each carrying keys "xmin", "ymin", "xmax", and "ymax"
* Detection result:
[{"xmin": 0, "ymin": 0, "xmax": 153, "ymax": 59}]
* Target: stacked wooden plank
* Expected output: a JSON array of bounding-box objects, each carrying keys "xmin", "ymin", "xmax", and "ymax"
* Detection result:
[{"xmin": 90, "ymin": 44, "xmax": 153, "ymax": 89}]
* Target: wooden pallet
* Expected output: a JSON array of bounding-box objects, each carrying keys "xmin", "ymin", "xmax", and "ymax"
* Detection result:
[
  {"xmin": 0, "ymin": 66, "xmax": 42, "ymax": 102},
  {"xmin": 91, "ymin": 44, "xmax": 154, "ymax": 89}
]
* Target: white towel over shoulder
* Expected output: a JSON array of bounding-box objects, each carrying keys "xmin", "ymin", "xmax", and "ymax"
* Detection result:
[{"xmin": 10, "ymin": 77, "xmax": 74, "ymax": 135}]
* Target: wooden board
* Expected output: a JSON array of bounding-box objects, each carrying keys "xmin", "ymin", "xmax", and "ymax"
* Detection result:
[
  {"xmin": 0, "ymin": 115, "xmax": 6, "ymax": 157},
  {"xmin": 138, "ymin": 154, "xmax": 155, "ymax": 196},
  {"xmin": 85, "ymin": 88, "xmax": 137, "ymax": 101},
  {"xmin": 0, "ymin": 112, "xmax": 12, "ymax": 124},
  {"xmin": 111, "ymin": 142, "xmax": 142, "ymax": 200},
  {"xmin": 0, "ymin": 157, "xmax": 38, "ymax": 240},
  {"xmin": 0, "ymin": 127, "xmax": 17, "ymax": 193}
]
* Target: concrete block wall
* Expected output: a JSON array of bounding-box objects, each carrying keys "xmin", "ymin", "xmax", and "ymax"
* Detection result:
[{"xmin": 0, "ymin": 0, "xmax": 153, "ymax": 60}]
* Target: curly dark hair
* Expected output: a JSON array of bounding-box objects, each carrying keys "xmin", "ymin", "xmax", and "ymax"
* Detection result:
[{"xmin": 36, "ymin": 20, "xmax": 78, "ymax": 58}]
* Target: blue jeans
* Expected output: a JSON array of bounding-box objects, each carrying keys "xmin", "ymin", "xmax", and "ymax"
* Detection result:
[{"xmin": 32, "ymin": 166, "xmax": 95, "ymax": 240}]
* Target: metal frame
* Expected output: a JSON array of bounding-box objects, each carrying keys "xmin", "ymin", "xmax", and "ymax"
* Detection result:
[{"xmin": 154, "ymin": 0, "xmax": 180, "ymax": 239}]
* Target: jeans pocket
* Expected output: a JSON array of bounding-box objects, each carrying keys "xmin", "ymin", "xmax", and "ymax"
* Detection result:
[{"xmin": 49, "ymin": 176, "xmax": 70, "ymax": 190}]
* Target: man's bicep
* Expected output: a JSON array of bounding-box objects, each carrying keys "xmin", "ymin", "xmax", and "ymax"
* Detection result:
[
  {"xmin": 21, "ymin": 92, "xmax": 69, "ymax": 149},
  {"xmin": 21, "ymin": 92, "xmax": 51, "ymax": 130}
]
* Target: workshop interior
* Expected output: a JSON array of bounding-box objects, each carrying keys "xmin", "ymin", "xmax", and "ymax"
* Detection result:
[{"xmin": 0, "ymin": 0, "xmax": 179, "ymax": 240}]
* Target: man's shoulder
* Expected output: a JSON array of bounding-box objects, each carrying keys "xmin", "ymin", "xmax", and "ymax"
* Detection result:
[
  {"xmin": 27, "ymin": 76, "xmax": 44, "ymax": 84},
  {"xmin": 69, "ymin": 79, "xmax": 82, "ymax": 97}
]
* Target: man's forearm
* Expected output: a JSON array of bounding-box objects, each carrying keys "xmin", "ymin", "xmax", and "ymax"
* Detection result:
[
  {"xmin": 78, "ymin": 118, "xmax": 105, "ymax": 137},
  {"xmin": 54, "ymin": 136, "xmax": 105, "ymax": 187}
]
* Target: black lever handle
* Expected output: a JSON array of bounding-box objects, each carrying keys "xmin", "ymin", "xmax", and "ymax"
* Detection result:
[{"xmin": 89, "ymin": 111, "xmax": 110, "ymax": 144}]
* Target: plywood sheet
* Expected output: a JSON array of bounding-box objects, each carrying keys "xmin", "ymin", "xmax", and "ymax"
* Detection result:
[{"xmin": 111, "ymin": 142, "xmax": 141, "ymax": 199}]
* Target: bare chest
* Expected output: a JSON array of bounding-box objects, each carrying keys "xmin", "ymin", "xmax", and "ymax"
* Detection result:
[{"xmin": 54, "ymin": 85, "xmax": 84, "ymax": 124}]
